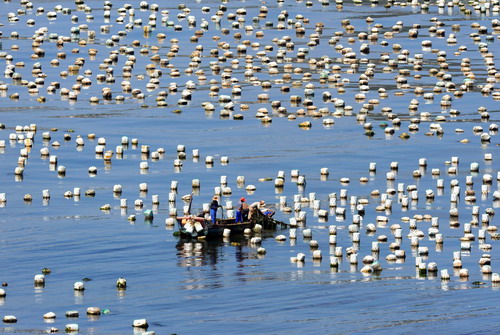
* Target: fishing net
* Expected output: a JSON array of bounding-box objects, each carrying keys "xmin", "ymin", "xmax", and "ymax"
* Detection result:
[{"xmin": 250, "ymin": 208, "xmax": 286, "ymax": 229}]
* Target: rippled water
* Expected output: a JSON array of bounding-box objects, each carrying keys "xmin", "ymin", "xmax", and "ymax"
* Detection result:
[{"xmin": 0, "ymin": 0, "xmax": 499, "ymax": 333}]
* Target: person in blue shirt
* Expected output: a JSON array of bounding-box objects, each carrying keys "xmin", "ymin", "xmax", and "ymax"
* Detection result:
[{"xmin": 210, "ymin": 196, "xmax": 221, "ymax": 224}]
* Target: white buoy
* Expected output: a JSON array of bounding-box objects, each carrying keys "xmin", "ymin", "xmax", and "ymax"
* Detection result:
[
  {"xmin": 492, "ymin": 273, "xmax": 500, "ymax": 283},
  {"xmin": 482, "ymin": 265, "xmax": 492, "ymax": 274},
  {"xmin": 250, "ymin": 236, "xmax": 262, "ymax": 244},
  {"xmin": 340, "ymin": 189, "xmax": 348, "ymax": 199},
  {"xmin": 87, "ymin": 307, "xmax": 101, "ymax": 315},
  {"xmin": 352, "ymin": 232, "xmax": 360, "ymax": 242},
  {"xmin": 73, "ymin": 282, "xmax": 84, "ymax": 291},
  {"xmin": 349, "ymin": 253, "xmax": 358, "ymax": 264},
  {"xmin": 461, "ymin": 242, "xmax": 471, "ymax": 250},
  {"xmin": 366, "ymin": 223, "xmax": 376, "ymax": 232},
  {"xmin": 43, "ymin": 312, "xmax": 56, "ymax": 319},
  {"xmin": 312, "ymin": 250, "xmax": 322, "ymax": 260},
  {"xmin": 170, "ymin": 181, "xmax": 178, "ymax": 190},
  {"xmin": 386, "ymin": 254, "xmax": 397, "ymax": 262},
  {"xmin": 2, "ymin": 315, "xmax": 17, "ymax": 323},
  {"xmin": 294, "ymin": 203, "xmax": 301, "ymax": 212},
  {"xmin": 303, "ymin": 228, "xmax": 312, "ymax": 238},
  {"xmin": 470, "ymin": 162, "xmax": 479, "ymax": 172},
  {"xmin": 116, "ymin": 277, "xmax": 127, "ymax": 289},
  {"xmin": 361, "ymin": 265, "xmax": 373, "ymax": 274},
  {"xmin": 453, "ymin": 259, "xmax": 462, "ymax": 268},
  {"xmin": 57, "ymin": 165, "xmax": 66, "ymax": 175},
  {"xmin": 192, "ymin": 179, "xmax": 200, "ymax": 188},
  {"xmin": 34, "ymin": 274, "xmax": 45, "ymax": 285},
  {"xmin": 202, "ymin": 203, "xmax": 210, "ymax": 213},
  {"xmin": 418, "ymin": 246, "xmax": 429, "ymax": 255},
  {"xmin": 14, "ymin": 166, "xmax": 24, "ymax": 176},
  {"xmin": 275, "ymin": 234, "xmax": 286, "ymax": 241},
  {"xmin": 120, "ymin": 199, "xmax": 127, "ymax": 208},
  {"xmin": 318, "ymin": 209, "xmax": 328, "ymax": 217},
  {"xmin": 88, "ymin": 166, "xmax": 97, "ymax": 175},
  {"xmin": 275, "ymin": 178, "xmax": 285, "ymax": 187},
  {"xmin": 95, "ymin": 145, "xmax": 105, "ymax": 154},
  {"xmin": 41, "ymin": 189, "xmax": 50, "ymax": 199},
  {"xmin": 132, "ymin": 319, "xmax": 148, "ymax": 328},
  {"xmin": 296, "ymin": 253, "xmax": 306, "ymax": 262}
]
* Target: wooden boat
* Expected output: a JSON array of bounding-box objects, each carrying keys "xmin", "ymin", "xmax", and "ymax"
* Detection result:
[
  {"xmin": 177, "ymin": 208, "xmax": 284, "ymax": 240},
  {"xmin": 176, "ymin": 216, "xmax": 254, "ymax": 239}
]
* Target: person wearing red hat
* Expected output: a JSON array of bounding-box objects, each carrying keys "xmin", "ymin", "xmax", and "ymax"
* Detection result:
[{"xmin": 235, "ymin": 197, "xmax": 249, "ymax": 222}]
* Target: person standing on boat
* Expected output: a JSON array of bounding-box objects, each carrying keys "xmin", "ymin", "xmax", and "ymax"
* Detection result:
[
  {"xmin": 210, "ymin": 196, "xmax": 221, "ymax": 224},
  {"xmin": 258, "ymin": 200, "xmax": 275, "ymax": 217},
  {"xmin": 248, "ymin": 201, "xmax": 261, "ymax": 220},
  {"xmin": 235, "ymin": 197, "xmax": 249, "ymax": 222},
  {"xmin": 248, "ymin": 200, "xmax": 274, "ymax": 219}
]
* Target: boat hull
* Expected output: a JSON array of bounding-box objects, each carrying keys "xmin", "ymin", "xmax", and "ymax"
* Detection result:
[{"xmin": 177, "ymin": 216, "xmax": 255, "ymax": 239}]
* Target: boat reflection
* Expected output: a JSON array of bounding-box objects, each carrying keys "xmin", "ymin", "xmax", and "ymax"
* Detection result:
[
  {"xmin": 176, "ymin": 233, "xmax": 275, "ymax": 269},
  {"xmin": 175, "ymin": 235, "xmax": 270, "ymax": 290}
]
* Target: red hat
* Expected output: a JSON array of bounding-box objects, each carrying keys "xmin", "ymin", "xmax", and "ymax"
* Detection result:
[{"xmin": 240, "ymin": 197, "xmax": 246, "ymax": 202}]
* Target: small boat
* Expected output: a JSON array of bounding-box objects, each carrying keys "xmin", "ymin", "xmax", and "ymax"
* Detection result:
[
  {"xmin": 176, "ymin": 216, "xmax": 254, "ymax": 239},
  {"xmin": 177, "ymin": 208, "xmax": 284, "ymax": 240}
]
